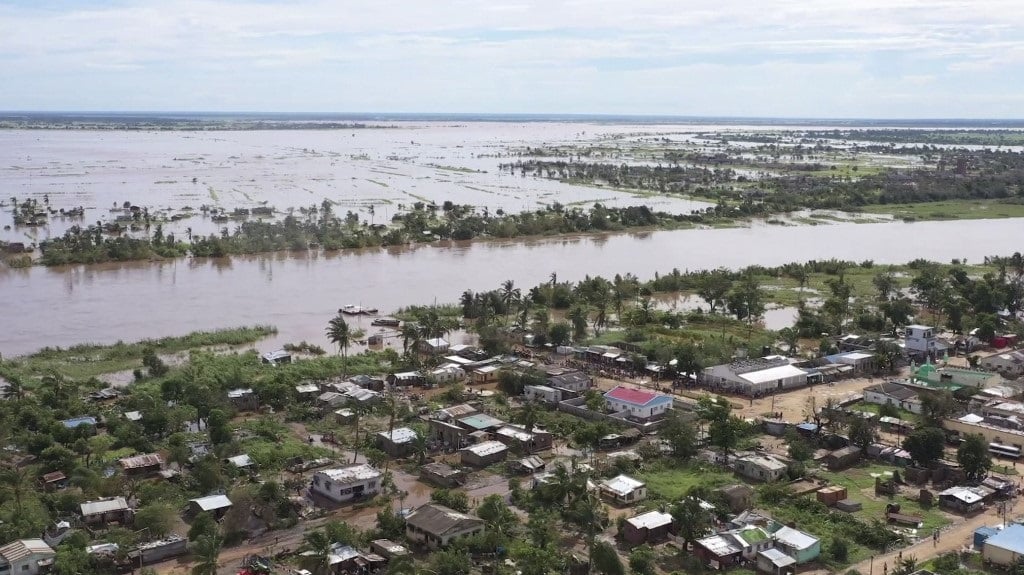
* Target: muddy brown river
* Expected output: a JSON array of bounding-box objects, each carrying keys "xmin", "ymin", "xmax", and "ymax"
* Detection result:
[{"xmin": 2, "ymin": 218, "xmax": 1021, "ymax": 357}]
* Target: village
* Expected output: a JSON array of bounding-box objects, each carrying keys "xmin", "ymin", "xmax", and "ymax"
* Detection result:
[{"xmin": 4, "ymin": 258, "xmax": 1024, "ymax": 575}]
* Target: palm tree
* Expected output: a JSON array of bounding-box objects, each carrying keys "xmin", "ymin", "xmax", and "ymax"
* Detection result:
[
  {"xmin": 568, "ymin": 305, "xmax": 589, "ymax": 342},
  {"xmin": 411, "ymin": 431, "xmax": 429, "ymax": 465},
  {"xmin": 593, "ymin": 295, "xmax": 609, "ymax": 336},
  {"xmin": 191, "ymin": 532, "xmax": 223, "ymax": 575},
  {"xmin": 400, "ymin": 323, "xmax": 420, "ymax": 357},
  {"xmin": 302, "ymin": 530, "xmax": 333, "ymax": 575},
  {"xmin": 0, "ymin": 467, "xmax": 31, "ymax": 514},
  {"xmin": 500, "ymin": 279, "xmax": 520, "ymax": 325},
  {"xmin": 350, "ymin": 402, "xmax": 369, "ymax": 464},
  {"xmin": 326, "ymin": 313, "xmax": 352, "ymax": 376}
]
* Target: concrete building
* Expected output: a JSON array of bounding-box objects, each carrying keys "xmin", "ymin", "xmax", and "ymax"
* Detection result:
[
  {"xmin": 702, "ymin": 357, "xmax": 809, "ymax": 396},
  {"xmin": 376, "ymin": 427, "xmax": 418, "ymax": 457},
  {"xmin": 944, "ymin": 413, "xmax": 1024, "ymax": 447},
  {"xmin": 494, "ymin": 425, "xmax": 553, "ymax": 453},
  {"xmin": 524, "ymin": 385, "xmax": 561, "ymax": 404},
  {"xmin": 905, "ymin": 325, "xmax": 947, "ymax": 358},
  {"xmin": 310, "ymin": 464, "xmax": 382, "ymax": 503},
  {"xmin": 623, "ymin": 511, "xmax": 674, "ymax": 545},
  {"xmin": 603, "ymin": 386, "xmax": 672, "ymax": 421},
  {"xmin": 545, "ymin": 368, "xmax": 592, "ymax": 393},
  {"xmin": 734, "ymin": 454, "xmax": 788, "ymax": 482},
  {"xmin": 0, "ymin": 539, "xmax": 55, "ymax": 575},
  {"xmin": 598, "ymin": 475, "xmax": 647, "ymax": 505},
  {"xmin": 863, "ymin": 382, "xmax": 923, "ymax": 414},
  {"xmin": 982, "ymin": 523, "xmax": 1024, "ymax": 566},
  {"xmin": 716, "ymin": 484, "xmax": 755, "ymax": 513},
  {"xmin": 405, "ymin": 504, "xmax": 485, "ymax": 549},
  {"xmin": 460, "ymin": 441, "xmax": 508, "ymax": 467},
  {"xmin": 981, "ymin": 350, "xmax": 1024, "ymax": 378}
]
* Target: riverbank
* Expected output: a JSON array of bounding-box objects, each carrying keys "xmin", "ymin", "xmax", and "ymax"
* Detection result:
[{"xmin": 3, "ymin": 217, "xmax": 1021, "ymax": 357}]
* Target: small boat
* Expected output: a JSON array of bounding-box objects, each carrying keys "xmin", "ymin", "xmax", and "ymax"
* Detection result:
[
  {"xmin": 372, "ymin": 317, "xmax": 400, "ymax": 327},
  {"xmin": 340, "ymin": 305, "xmax": 379, "ymax": 316}
]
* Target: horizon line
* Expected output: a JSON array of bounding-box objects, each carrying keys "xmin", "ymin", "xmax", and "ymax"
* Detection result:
[{"xmin": 2, "ymin": 110, "xmax": 1024, "ymax": 124}]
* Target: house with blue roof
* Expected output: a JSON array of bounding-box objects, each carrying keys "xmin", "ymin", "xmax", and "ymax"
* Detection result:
[{"xmin": 982, "ymin": 523, "xmax": 1024, "ymax": 566}]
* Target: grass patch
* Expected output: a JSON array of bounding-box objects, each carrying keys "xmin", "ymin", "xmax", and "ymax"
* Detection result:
[
  {"xmin": 862, "ymin": 199, "xmax": 1024, "ymax": 221},
  {"xmin": 639, "ymin": 463, "xmax": 735, "ymax": 500},
  {"xmin": 3, "ymin": 325, "xmax": 277, "ymax": 379}
]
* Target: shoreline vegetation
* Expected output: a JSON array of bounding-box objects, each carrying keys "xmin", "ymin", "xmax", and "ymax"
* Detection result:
[
  {"xmin": 4, "ymin": 200, "xmax": 748, "ymax": 267},
  {"xmin": 2, "ymin": 194, "xmax": 1022, "ymax": 269}
]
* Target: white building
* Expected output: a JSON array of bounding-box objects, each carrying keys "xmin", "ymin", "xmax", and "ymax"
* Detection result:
[
  {"xmin": 524, "ymin": 384, "xmax": 560, "ymax": 404},
  {"xmin": 905, "ymin": 324, "xmax": 947, "ymax": 356},
  {"xmin": 863, "ymin": 382, "xmax": 923, "ymax": 414},
  {"xmin": 603, "ymin": 386, "xmax": 672, "ymax": 421},
  {"xmin": 311, "ymin": 464, "xmax": 382, "ymax": 503},
  {"xmin": 702, "ymin": 357, "xmax": 808, "ymax": 396},
  {"xmin": 430, "ymin": 364, "xmax": 466, "ymax": 384},
  {"xmin": 0, "ymin": 539, "xmax": 56, "ymax": 575},
  {"xmin": 599, "ymin": 474, "xmax": 647, "ymax": 505}
]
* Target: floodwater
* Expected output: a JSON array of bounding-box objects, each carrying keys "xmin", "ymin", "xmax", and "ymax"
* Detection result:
[
  {"xmin": 2, "ymin": 217, "xmax": 1022, "ymax": 357},
  {"xmin": 0, "ymin": 123, "xmax": 718, "ymax": 244}
]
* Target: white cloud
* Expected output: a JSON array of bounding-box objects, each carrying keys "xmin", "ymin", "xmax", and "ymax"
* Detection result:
[{"xmin": 1, "ymin": 0, "xmax": 1024, "ymax": 116}]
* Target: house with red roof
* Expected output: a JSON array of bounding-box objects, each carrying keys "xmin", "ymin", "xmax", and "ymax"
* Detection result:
[{"xmin": 603, "ymin": 386, "xmax": 673, "ymax": 421}]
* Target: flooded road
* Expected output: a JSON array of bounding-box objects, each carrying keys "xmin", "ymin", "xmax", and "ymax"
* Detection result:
[{"xmin": 2, "ymin": 217, "xmax": 1021, "ymax": 357}]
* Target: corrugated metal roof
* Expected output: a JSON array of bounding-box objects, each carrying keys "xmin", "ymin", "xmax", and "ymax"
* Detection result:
[
  {"xmin": 463, "ymin": 440, "xmax": 507, "ymax": 457},
  {"xmin": 81, "ymin": 497, "xmax": 130, "ymax": 516},
  {"xmin": 119, "ymin": 453, "xmax": 163, "ymax": 469},
  {"xmin": 190, "ymin": 494, "xmax": 233, "ymax": 511},
  {"xmin": 0, "ymin": 539, "xmax": 54, "ymax": 563},
  {"xmin": 378, "ymin": 427, "xmax": 417, "ymax": 444},
  {"xmin": 318, "ymin": 464, "xmax": 382, "ymax": 483},
  {"xmin": 626, "ymin": 510, "xmax": 672, "ymax": 530},
  {"xmin": 773, "ymin": 526, "xmax": 818, "ymax": 550},
  {"xmin": 600, "ymin": 474, "xmax": 645, "ymax": 496}
]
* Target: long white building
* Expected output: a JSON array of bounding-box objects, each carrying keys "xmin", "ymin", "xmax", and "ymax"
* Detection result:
[{"xmin": 702, "ymin": 356, "xmax": 809, "ymax": 396}]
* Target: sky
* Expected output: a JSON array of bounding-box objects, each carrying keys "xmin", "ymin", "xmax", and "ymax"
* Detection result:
[{"xmin": 2, "ymin": 0, "xmax": 1024, "ymax": 118}]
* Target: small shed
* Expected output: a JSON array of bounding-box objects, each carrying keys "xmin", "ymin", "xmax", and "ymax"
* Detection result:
[
  {"xmin": 816, "ymin": 485, "xmax": 848, "ymax": 507},
  {"xmin": 370, "ymin": 539, "xmax": 410, "ymax": 561},
  {"xmin": 119, "ymin": 453, "xmax": 164, "ymax": 476},
  {"xmin": 420, "ymin": 462, "xmax": 466, "ymax": 487},
  {"xmin": 715, "ymin": 484, "xmax": 755, "ymax": 513},
  {"xmin": 514, "ymin": 455, "xmax": 546, "ymax": 474}
]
